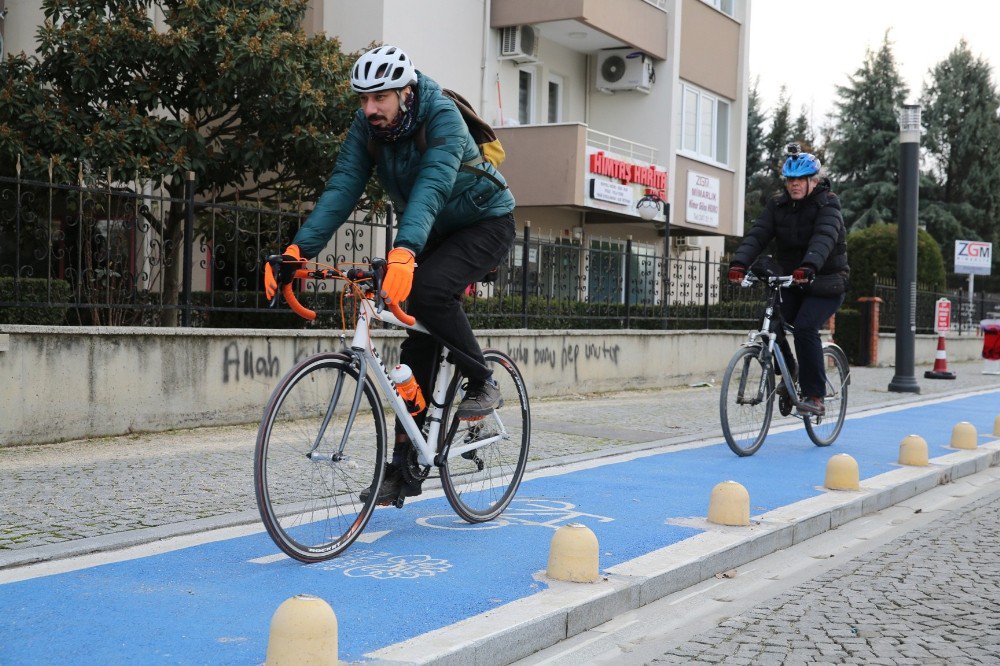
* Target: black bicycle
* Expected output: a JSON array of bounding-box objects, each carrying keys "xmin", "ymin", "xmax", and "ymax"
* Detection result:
[{"xmin": 720, "ymin": 268, "xmax": 850, "ymax": 456}]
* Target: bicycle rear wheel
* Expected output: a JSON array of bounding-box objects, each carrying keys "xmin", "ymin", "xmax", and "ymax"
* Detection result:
[
  {"xmin": 254, "ymin": 353, "xmax": 386, "ymax": 563},
  {"xmin": 804, "ymin": 344, "xmax": 850, "ymax": 446},
  {"xmin": 720, "ymin": 345, "xmax": 775, "ymax": 457},
  {"xmin": 439, "ymin": 349, "xmax": 531, "ymax": 523}
]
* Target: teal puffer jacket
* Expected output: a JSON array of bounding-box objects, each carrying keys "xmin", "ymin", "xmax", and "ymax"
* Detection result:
[{"xmin": 293, "ymin": 72, "xmax": 516, "ymax": 257}]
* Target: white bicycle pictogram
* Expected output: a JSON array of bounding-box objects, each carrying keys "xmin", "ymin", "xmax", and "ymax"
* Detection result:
[{"xmin": 416, "ymin": 498, "xmax": 614, "ymax": 531}]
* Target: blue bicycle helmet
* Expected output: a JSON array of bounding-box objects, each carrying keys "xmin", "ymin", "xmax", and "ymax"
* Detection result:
[{"xmin": 781, "ymin": 143, "xmax": 821, "ymax": 178}]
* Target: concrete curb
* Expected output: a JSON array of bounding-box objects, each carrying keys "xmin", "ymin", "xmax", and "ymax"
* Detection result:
[
  {"xmin": 367, "ymin": 440, "xmax": 1000, "ymax": 665},
  {"xmin": 0, "ymin": 508, "xmax": 261, "ymax": 570}
]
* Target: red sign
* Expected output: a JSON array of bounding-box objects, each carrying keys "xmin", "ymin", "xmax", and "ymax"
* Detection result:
[
  {"xmin": 588, "ymin": 151, "xmax": 667, "ymax": 194},
  {"xmin": 934, "ymin": 298, "xmax": 951, "ymax": 333}
]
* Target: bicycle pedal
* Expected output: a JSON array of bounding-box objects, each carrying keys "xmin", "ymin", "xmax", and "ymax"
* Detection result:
[{"xmin": 392, "ymin": 496, "xmax": 405, "ymax": 509}]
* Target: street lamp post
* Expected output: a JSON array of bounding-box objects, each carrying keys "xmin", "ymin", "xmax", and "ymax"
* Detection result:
[{"xmin": 888, "ymin": 104, "xmax": 921, "ymax": 393}]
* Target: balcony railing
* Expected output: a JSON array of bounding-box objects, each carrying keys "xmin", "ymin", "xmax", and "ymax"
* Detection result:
[{"xmin": 585, "ymin": 128, "xmax": 658, "ymax": 165}]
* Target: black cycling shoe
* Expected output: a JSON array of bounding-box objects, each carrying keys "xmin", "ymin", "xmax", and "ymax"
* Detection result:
[
  {"xmin": 360, "ymin": 465, "xmax": 422, "ymax": 507},
  {"xmin": 456, "ymin": 379, "xmax": 503, "ymax": 420}
]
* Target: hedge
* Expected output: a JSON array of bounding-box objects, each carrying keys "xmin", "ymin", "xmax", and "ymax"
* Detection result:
[
  {"xmin": 832, "ymin": 307, "xmax": 861, "ymax": 365},
  {"xmin": 463, "ymin": 295, "xmax": 761, "ymax": 331},
  {"xmin": 0, "ymin": 278, "xmax": 72, "ymax": 325}
]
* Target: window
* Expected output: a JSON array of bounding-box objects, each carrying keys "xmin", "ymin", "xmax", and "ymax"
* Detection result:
[
  {"xmin": 680, "ymin": 83, "xmax": 731, "ymax": 166},
  {"xmin": 703, "ymin": 0, "xmax": 735, "ymax": 17},
  {"xmin": 518, "ymin": 68, "xmax": 535, "ymax": 125},
  {"xmin": 547, "ymin": 74, "xmax": 563, "ymax": 123}
]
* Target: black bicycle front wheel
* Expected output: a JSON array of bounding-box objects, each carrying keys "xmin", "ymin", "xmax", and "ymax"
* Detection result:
[
  {"xmin": 439, "ymin": 349, "xmax": 531, "ymax": 523},
  {"xmin": 804, "ymin": 344, "xmax": 850, "ymax": 446},
  {"xmin": 254, "ymin": 353, "xmax": 387, "ymax": 563},
  {"xmin": 720, "ymin": 345, "xmax": 775, "ymax": 457}
]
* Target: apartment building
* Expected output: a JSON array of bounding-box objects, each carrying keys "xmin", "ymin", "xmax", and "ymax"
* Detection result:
[{"xmin": 308, "ymin": 0, "xmax": 750, "ymax": 301}]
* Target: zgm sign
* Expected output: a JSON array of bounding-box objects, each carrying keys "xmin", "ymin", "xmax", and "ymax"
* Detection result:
[{"xmin": 954, "ymin": 240, "xmax": 993, "ymax": 276}]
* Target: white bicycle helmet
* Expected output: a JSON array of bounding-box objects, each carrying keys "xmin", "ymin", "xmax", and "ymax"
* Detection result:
[{"xmin": 351, "ymin": 45, "xmax": 417, "ymax": 93}]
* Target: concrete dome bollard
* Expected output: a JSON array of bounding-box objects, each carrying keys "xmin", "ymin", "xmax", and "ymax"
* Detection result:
[
  {"xmin": 707, "ymin": 480, "xmax": 750, "ymax": 526},
  {"xmin": 547, "ymin": 523, "xmax": 599, "ymax": 583},
  {"xmin": 265, "ymin": 594, "xmax": 338, "ymax": 666},
  {"xmin": 898, "ymin": 434, "xmax": 929, "ymax": 466},
  {"xmin": 993, "ymin": 415, "xmax": 1000, "ymax": 437},
  {"xmin": 825, "ymin": 453, "xmax": 860, "ymax": 491},
  {"xmin": 950, "ymin": 421, "xmax": 978, "ymax": 450}
]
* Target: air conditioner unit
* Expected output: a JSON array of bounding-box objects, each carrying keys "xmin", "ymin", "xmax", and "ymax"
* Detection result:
[
  {"xmin": 596, "ymin": 48, "xmax": 653, "ymax": 93},
  {"xmin": 672, "ymin": 236, "xmax": 703, "ymax": 252},
  {"xmin": 500, "ymin": 25, "xmax": 539, "ymax": 63}
]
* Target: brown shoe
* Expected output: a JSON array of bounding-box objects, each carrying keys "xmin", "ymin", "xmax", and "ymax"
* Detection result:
[{"xmin": 797, "ymin": 397, "xmax": 825, "ymax": 417}]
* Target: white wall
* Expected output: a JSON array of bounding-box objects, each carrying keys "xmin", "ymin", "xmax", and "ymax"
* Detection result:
[
  {"xmin": 0, "ymin": 326, "xmax": 753, "ymax": 446},
  {"xmin": 2, "ymin": 0, "xmax": 44, "ymax": 58},
  {"xmin": 382, "ymin": 0, "xmax": 485, "ymax": 109},
  {"xmin": 494, "ymin": 37, "xmax": 588, "ymax": 127},
  {"xmin": 322, "ymin": 0, "xmax": 384, "ymax": 53}
]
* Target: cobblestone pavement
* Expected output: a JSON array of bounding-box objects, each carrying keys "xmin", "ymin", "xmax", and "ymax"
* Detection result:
[
  {"xmin": 650, "ymin": 491, "xmax": 1000, "ymax": 665},
  {"xmin": 1, "ymin": 360, "xmax": 997, "ymax": 552}
]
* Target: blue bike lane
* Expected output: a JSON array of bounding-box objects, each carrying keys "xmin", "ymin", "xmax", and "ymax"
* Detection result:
[{"xmin": 1, "ymin": 391, "xmax": 997, "ymax": 664}]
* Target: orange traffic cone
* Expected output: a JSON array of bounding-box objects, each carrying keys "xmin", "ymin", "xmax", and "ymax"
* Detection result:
[{"xmin": 924, "ymin": 334, "xmax": 956, "ymax": 379}]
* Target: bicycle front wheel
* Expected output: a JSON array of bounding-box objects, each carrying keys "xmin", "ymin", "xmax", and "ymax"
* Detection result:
[
  {"xmin": 254, "ymin": 353, "xmax": 387, "ymax": 563},
  {"xmin": 720, "ymin": 345, "xmax": 775, "ymax": 457},
  {"xmin": 804, "ymin": 344, "xmax": 850, "ymax": 446},
  {"xmin": 439, "ymin": 349, "xmax": 531, "ymax": 523}
]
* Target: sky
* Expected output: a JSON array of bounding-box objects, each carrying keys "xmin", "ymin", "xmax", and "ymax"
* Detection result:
[{"xmin": 748, "ymin": 0, "xmax": 1000, "ymax": 129}]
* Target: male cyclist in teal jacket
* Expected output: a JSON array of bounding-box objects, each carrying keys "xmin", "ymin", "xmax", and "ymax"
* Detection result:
[{"xmin": 264, "ymin": 46, "xmax": 516, "ymax": 504}]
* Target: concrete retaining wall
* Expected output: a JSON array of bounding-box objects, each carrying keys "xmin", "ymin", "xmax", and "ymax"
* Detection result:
[{"xmin": 0, "ymin": 326, "xmax": 988, "ymax": 446}]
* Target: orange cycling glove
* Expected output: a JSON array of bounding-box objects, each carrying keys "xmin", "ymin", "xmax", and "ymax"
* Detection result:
[
  {"xmin": 381, "ymin": 247, "xmax": 416, "ymax": 305},
  {"xmin": 264, "ymin": 244, "xmax": 303, "ymax": 300}
]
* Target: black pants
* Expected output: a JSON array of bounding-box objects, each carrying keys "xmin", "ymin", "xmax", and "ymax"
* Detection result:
[
  {"xmin": 778, "ymin": 288, "xmax": 845, "ymax": 400},
  {"xmin": 393, "ymin": 213, "xmax": 516, "ymax": 454}
]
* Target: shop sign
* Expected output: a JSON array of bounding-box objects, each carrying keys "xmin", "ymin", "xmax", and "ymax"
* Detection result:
[
  {"xmin": 589, "ymin": 179, "xmax": 633, "ymax": 207},
  {"xmin": 954, "ymin": 240, "xmax": 992, "ymax": 275},
  {"xmin": 584, "ymin": 147, "xmax": 667, "ymax": 218},
  {"xmin": 685, "ymin": 171, "xmax": 720, "ymax": 227}
]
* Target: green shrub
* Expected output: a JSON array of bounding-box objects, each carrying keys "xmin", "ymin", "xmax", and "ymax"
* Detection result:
[
  {"xmin": 463, "ymin": 295, "xmax": 761, "ymax": 331},
  {"xmin": 832, "ymin": 307, "xmax": 861, "ymax": 365},
  {"xmin": 0, "ymin": 278, "xmax": 72, "ymax": 325},
  {"xmin": 847, "ymin": 223, "xmax": 947, "ymax": 301}
]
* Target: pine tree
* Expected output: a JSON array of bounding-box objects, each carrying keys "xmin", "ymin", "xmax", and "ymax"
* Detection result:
[
  {"xmin": 920, "ymin": 40, "xmax": 1000, "ymax": 257},
  {"xmin": 738, "ymin": 78, "xmax": 770, "ymax": 238},
  {"xmin": 790, "ymin": 107, "xmax": 826, "ymax": 166},
  {"xmin": 826, "ymin": 32, "xmax": 908, "ymax": 229},
  {"xmin": 762, "ymin": 87, "xmax": 792, "ymax": 187},
  {"xmin": 744, "ymin": 78, "xmax": 767, "ymax": 189}
]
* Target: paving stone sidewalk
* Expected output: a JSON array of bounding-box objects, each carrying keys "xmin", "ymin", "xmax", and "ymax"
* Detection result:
[
  {"xmin": 1, "ymin": 360, "xmax": 997, "ymax": 552},
  {"xmin": 650, "ymin": 490, "xmax": 1000, "ymax": 665}
]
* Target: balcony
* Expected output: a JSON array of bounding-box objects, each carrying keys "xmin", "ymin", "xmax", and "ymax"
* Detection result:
[
  {"xmin": 491, "ymin": 0, "xmax": 669, "ymax": 60},
  {"xmin": 496, "ymin": 124, "xmax": 663, "ymax": 221},
  {"xmin": 495, "ymin": 123, "xmax": 587, "ymax": 208}
]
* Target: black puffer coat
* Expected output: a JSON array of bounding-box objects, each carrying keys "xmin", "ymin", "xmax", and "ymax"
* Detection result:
[{"xmin": 732, "ymin": 179, "xmax": 849, "ymax": 278}]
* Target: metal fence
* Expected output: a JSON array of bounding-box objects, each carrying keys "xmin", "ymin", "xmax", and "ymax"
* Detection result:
[
  {"xmin": 873, "ymin": 278, "xmax": 1000, "ymax": 335},
  {"xmin": 0, "ymin": 170, "xmax": 766, "ymax": 329}
]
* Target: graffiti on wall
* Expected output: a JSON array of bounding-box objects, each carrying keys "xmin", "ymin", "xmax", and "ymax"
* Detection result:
[
  {"xmin": 499, "ymin": 339, "xmax": 622, "ymax": 379},
  {"xmin": 220, "ymin": 337, "xmax": 624, "ymax": 384},
  {"xmin": 222, "ymin": 341, "xmax": 280, "ymax": 383}
]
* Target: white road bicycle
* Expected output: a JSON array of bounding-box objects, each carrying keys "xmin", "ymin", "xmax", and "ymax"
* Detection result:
[
  {"xmin": 254, "ymin": 257, "xmax": 531, "ymax": 563},
  {"xmin": 720, "ymin": 270, "xmax": 850, "ymax": 457}
]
